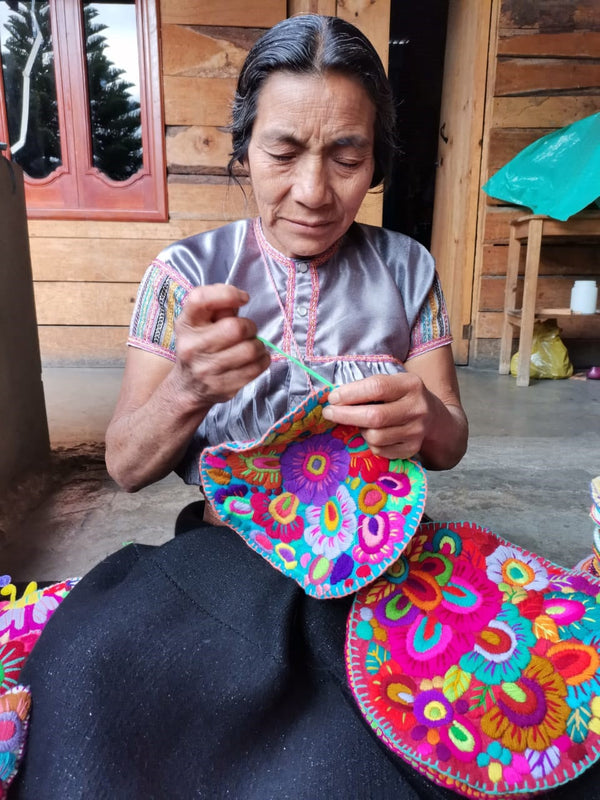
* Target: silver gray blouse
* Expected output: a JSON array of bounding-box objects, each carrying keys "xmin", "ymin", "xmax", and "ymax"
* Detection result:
[{"xmin": 129, "ymin": 218, "xmax": 452, "ymax": 484}]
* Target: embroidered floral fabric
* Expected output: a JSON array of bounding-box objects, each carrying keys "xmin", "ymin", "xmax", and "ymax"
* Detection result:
[
  {"xmin": 0, "ymin": 577, "xmax": 77, "ymax": 797},
  {"xmin": 346, "ymin": 521, "xmax": 600, "ymax": 798},
  {"xmin": 200, "ymin": 389, "xmax": 427, "ymax": 598}
]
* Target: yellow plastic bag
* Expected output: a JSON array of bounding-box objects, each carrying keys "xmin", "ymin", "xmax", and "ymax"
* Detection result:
[{"xmin": 510, "ymin": 319, "xmax": 574, "ymax": 380}]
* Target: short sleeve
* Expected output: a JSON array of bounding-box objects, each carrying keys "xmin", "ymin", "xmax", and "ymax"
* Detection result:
[
  {"xmin": 406, "ymin": 272, "xmax": 453, "ymax": 360},
  {"xmin": 127, "ymin": 259, "xmax": 192, "ymax": 361}
]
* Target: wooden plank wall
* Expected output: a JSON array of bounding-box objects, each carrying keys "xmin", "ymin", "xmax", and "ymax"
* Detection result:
[
  {"xmin": 473, "ymin": 0, "xmax": 600, "ymax": 363},
  {"xmin": 28, "ymin": 0, "xmax": 389, "ymax": 366}
]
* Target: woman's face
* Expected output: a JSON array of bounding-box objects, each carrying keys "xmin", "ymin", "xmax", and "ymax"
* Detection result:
[{"xmin": 245, "ymin": 70, "xmax": 376, "ymax": 259}]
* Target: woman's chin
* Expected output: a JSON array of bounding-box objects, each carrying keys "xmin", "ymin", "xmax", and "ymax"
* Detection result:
[{"xmin": 266, "ymin": 221, "xmax": 344, "ymax": 260}]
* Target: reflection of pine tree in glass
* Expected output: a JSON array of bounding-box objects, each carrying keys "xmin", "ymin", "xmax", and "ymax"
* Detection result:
[
  {"xmin": 1, "ymin": 3, "xmax": 142, "ymax": 181},
  {"xmin": 1, "ymin": 3, "xmax": 61, "ymax": 179},
  {"xmin": 85, "ymin": 5, "xmax": 142, "ymax": 181}
]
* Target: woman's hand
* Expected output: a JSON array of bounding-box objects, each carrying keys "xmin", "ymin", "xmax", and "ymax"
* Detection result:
[
  {"xmin": 171, "ymin": 284, "xmax": 271, "ymax": 408},
  {"xmin": 105, "ymin": 284, "xmax": 270, "ymax": 492},
  {"xmin": 322, "ymin": 371, "xmax": 431, "ymax": 460},
  {"xmin": 321, "ymin": 346, "xmax": 468, "ymax": 470}
]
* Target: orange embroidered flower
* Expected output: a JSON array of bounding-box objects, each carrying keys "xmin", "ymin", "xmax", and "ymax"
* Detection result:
[{"xmin": 480, "ymin": 656, "xmax": 570, "ymax": 752}]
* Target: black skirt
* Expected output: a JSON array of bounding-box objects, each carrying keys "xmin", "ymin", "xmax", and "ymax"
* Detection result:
[{"xmin": 9, "ymin": 505, "xmax": 600, "ymax": 799}]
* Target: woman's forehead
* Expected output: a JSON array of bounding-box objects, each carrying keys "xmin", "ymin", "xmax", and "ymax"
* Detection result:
[{"xmin": 252, "ymin": 71, "xmax": 376, "ymax": 143}]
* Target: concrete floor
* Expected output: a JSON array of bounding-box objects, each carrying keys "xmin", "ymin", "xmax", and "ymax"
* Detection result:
[{"xmin": 2, "ymin": 365, "xmax": 599, "ymax": 582}]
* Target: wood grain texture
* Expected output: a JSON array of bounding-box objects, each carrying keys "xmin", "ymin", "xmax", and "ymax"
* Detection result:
[
  {"xmin": 167, "ymin": 179, "xmax": 256, "ymax": 219},
  {"xmin": 499, "ymin": 1, "xmax": 600, "ymax": 32},
  {"xmin": 29, "ymin": 238, "xmax": 171, "ymax": 282},
  {"xmin": 163, "ymin": 76, "xmax": 237, "ymax": 127},
  {"xmin": 336, "ymin": 0, "xmax": 391, "ymax": 72},
  {"xmin": 498, "ymin": 30, "xmax": 600, "ymax": 58},
  {"xmin": 166, "ymin": 126, "xmax": 235, "ymax": 174},
  {"xmin": 162, "ymin": 25, "xmax": 259, "ymax": 78},
  {"xmin": 287, "ymin": 0, "xmax": 336, "ymax": 14},
  {"xmin": 479, "ymin": 274, "xmax": 579, "ymax": 310},
  {"xmin": 492, "ymin": 95, "xmax": 600, "ymax": 127},
  {"xmin": 476, "ymin": 310, "xmax": 600, "ymax": 339},
  {"xmin": 34, "ymin": 283, "xmax": 139, "ymax": 326},
  {"xmin": 481, "ymin": 243, "xmax": 600, "ymax": 276},
  {"xmin": 495, "ymin": 59, "xmax": 600, "ymax": 96},
  {"xmin": 160, "ymin": 0, "xmax": 285, "ymax": 27},
  {"xmin": 28, "ymin": 219, "xmax": 219, "ymax": 240}
]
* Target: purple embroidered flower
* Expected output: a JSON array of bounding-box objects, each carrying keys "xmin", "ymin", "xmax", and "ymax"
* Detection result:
[{"xmin": 280, "ymin": 433, "xmax": 349, "ymax": 505}]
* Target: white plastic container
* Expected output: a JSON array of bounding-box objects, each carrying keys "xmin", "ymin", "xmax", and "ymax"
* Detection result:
[{"xmin": 570, "ymin": 280, "xmax": 598, "ymax": 314}]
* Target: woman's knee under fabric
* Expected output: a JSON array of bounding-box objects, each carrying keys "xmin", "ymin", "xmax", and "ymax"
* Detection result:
[{"xmin": 11, "ymin": 523, "xmax": 600, "ymax": 799}]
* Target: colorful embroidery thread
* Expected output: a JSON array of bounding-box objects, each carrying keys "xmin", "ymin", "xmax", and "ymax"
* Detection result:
[{"xmin": 200, "ymin": 389, "xmax": 427, "ymax": 598}]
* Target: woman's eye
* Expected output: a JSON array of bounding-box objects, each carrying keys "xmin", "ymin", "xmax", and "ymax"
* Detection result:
[
  {"xmin": 335, "ymin": 159, "xmax": 361, "ymax": 168},
  {"xmin": 269, "ymin": 152, "xmax": 294, "ymax": 162}
]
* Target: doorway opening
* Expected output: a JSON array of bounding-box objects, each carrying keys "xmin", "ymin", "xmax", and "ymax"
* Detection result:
[{"xmin": 382, "ymin": 0, "xmax": 449, "ymax": 250}]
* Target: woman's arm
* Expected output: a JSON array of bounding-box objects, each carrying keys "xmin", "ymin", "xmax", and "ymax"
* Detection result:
[
  {"xmin": 321, "ymin": 344, "xmax": 468, "ymax": 470},
  {"xmin": 105, "ymin": 284, "xmax": 270, "ymax": 492}
]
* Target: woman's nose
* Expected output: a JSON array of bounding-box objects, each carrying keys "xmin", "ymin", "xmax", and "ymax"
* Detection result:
[{"xmin": 291, "ymin": 158, "xmax": 331, "ymax": 207}]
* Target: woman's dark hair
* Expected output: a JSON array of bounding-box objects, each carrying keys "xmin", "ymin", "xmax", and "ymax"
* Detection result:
[{"xmin": 228, "ymin": 14, "xmax": 396, "ymax": 189}]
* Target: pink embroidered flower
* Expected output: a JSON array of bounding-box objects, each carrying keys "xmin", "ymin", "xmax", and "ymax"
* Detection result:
[
  {"xmin": 377, "ymin": 461, "xmax": 424, "ymax": 512},
  {"xmin": 280, "ymin": 433, "xmax": 349, "ymax": 505},
  {"xmin": 376, "ymin": 558, "xmax": 502, "ymax": 679},
  {"xmin": 250, "ymin": 491, "xmax": 304, "ymax": 544},
  {"xmin": 304, "ymin": 485, "xmax": 356, "ymax": 559},
  {"xmin": 353, "ymin": 511, "xmax": 406, "ymax": 565}
]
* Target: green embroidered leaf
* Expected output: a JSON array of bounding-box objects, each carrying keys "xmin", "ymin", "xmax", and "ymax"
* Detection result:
[
  {"xmin": 469, "ymin": 683, "xmax": 496, "ymax": 712},
  {"xmin": 443, "ymin": 665, "xmax": 471, "ymax": 701},
  {"xmin": 567, "ymin": 705, "xmax": 592, "ymax": 743},
  {"xmin": 365, "ymin": 642, "xmax": 391, "ymax": 675}
]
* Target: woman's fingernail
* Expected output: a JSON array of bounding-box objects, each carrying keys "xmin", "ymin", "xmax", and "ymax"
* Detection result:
[{"xmin": 328, "ymin": 390, "xmax": 339, "ymax": 404}]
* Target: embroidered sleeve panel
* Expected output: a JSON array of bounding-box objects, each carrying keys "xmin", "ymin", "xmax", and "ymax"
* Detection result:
[
  {"xmin": 406, "ymin": 272, "xmax": 453, "ymax": 361},
  {"xmin": 127, "ymin": 259, "xmax": 193, "ymax": 360}
]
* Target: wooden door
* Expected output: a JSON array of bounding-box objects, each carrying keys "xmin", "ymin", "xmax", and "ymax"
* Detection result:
[{"xmin": 430, "ymin": 0, "xmax": 495, "ymax": 364}]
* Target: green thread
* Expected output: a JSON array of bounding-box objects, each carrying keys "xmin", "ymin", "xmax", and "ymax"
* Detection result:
[{"xmin": 257, "ymin": 336, "xmax": 335, "ymax": 389}]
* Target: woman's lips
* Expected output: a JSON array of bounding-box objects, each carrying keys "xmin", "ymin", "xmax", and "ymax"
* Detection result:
[{"xmin": 286, "ymin": 219, "xmax": 333, "ymax": 229}]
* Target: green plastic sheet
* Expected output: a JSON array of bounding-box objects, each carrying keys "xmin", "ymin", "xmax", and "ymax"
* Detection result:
[{"xmin": 482, "ymin": 112, "xmax": 600, "ymax": 221}]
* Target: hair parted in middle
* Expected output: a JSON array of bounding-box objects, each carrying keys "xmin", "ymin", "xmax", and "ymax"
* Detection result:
[{"xmin": 228, "ymin": 14, "xmax": 397, "ymax": 189}]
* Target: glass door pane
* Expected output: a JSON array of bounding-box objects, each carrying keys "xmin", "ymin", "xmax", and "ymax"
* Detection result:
[
  {"xmin": 83, "ymin": 1, "xmax": 142, "ymax": 181},
  {"xmin": 0, "ymin": 0, "xmax": 62, "ymax": 178}
]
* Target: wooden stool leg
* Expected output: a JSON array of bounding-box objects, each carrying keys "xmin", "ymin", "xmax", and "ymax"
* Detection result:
[
  {"xmin": 499, "ymin": 224, "xmax": 521, "ymax": 374},
  {"xmin": 516, "ymin": 218, "xmax": 544, "ymax": 387}
]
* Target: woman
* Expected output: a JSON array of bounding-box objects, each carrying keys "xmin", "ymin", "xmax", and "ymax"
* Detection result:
[{"xmin": 15, "ymin": 14, "xmax": 592, "ymax": 799}]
